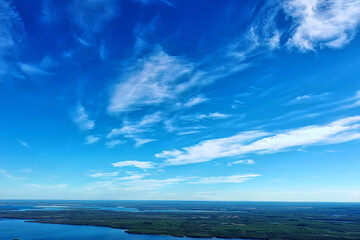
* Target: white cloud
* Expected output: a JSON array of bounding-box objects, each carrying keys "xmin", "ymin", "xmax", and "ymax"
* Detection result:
[
  {"xmin": 105, "ymin": 139, "xmax": 124, "ymax": 148},
  {"xmin": 137, "ymin": 111, "xmax": 164, "ymax": 126},
  {"xmin": 89, "ymin": 172, "xmax": 119, "ymax": 178},
  {"xmin": 116, "ymin": 172, "xmax": 149, "ymax": 180},
  {"xmin": 231, "ymin": 159, "xmax": 255, "ymax": 165},
  {"xmin": 107, "ymin": 112, "xmax": 162, "ymax": 146},
  {"xmin": 286, "ymin": 93, "xmax": 330, "ymax": 105},
  {"xmin": 112, "ymin": 160, "xmax": 155, "ymax": 169},
  {"xmin": 283, "ymin": 0, "xmax": 360, "ymax": 51},
  {"xmin": 340, "ymin": 91, "xmax": 360, "ymax": 109},
  {"xmin": 108, "ymin": 48, "xmax": 193, "ymax": 113},
  {"xmin": 155, "ymin": 149, "xmax": 183, "ymax": 158},
  {"xmin": 181, "ymin": 112, "xmax": 231, "ymax": 121},
  {"xmin": 72, "ymin": 104, "xmax": 95, "ymax": 131},
  {"xmin": 85, "ymin": 135, "xmax": 100, "ymax": 145},
  {"xmin": 157, "ymin": 116, "xmax": 360, "ymax": 165},
  {"xmin": 87, "ymin": 173, "xmax": 259, "ymax": 193},
  {"xmin": 0, "ymin": 0, "xmax": 24, "ymax": 78},
  {"xmin": 183, "ymin": 96, "xmax": 209, "ymax": 108},
  {"xmin": 134, "ymin": 137, "xmax": 156, "ymax": 147},
  {"xmin": 107, "ymin": 125, "xmax": 145, "ymax": 139},
  {"xmin": 108, "ymin": 29, "xmax": 262, "ymax": 114},
  {"xmin": 157, "ymin": 131, "xmax": 269, "ymax": 165},
  {"xmin": 190, "ymin": 174, "xmax": 260, "ymax": 184},
  {"xmin": 20, "ymin": 63, "xmax": 51, "ymax": 76},
  {"xmin": 75, "ymin": 36, "xmax": 92, "ymax": 47},
  {"xmin": 177, "ymin": 131, "xmax": 200, "ymax": 136},
  {"xmin": 18, "ymin": 140, "xmax": 29, "ymax": 148},
  {"xmin": 267, "ymin": 30, "xmax": 281, "ymax": 49},
  {"xmin": 342, "ymin": 100, "xmax": 360, "ymax": 109},
  {"xmin": 117, "ymin": 177, "xmax": 187, "ymax": 191}
]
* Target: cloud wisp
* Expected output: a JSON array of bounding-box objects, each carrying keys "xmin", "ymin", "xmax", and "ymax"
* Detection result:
[
  {"xmin": 189, "ymin": 174, "xmax": 260, "ymax": 184},
  {"xmin": 108, "ymin": 48, "xmax": 194, "ymax": 113},
  {"xmin": 85, "ymin": 135, "xmax": 100, "ymax": 145},
  {"xmin": 251, "ymin": 0, "xmax": 360, "ymax": 52},
  {"xmin": 229, "ymin": 159, "xmax": 255, "ymax": 166},
  {"xmin": 0, "ymin": 0, "xmax": 25, "ymax": 79},
  {"xmin": 107, "ymin": 111, "xmax": 163, "ymax": 146},
  {"xmin": 286, "ymin": 93, "xmax": 330, "ymax": 105},
  {"xmin": 88, "ymin": 173, "xmax": 260, "ymax": 192},
  {"xmin": 157, "ymin": 116, "xmax": 360, "ymax": 166},
  {"xmin": 89, "ymin": 172, "xmax": 119, "ymax": 178},
  {"xmin": 112, "ymin": 160, "xmax": 155, "ymax": 169},
  {"xmin": 18, "ymin": 140, "xmax": 29, "ymax": 148},
  {"xmin": 182, "ymin": 96, "xmax": 209, "ymax": 108},
  {"xmin": 283, "ymin": 0, "xmax": 360, "ymax": 51},
  {"xmin": 105, "ymin": 139, "xmax": 124, "ymax": 148},
  {"xmin": 72, "ymin": 104, "xmax": 95, "ymax": 131}
]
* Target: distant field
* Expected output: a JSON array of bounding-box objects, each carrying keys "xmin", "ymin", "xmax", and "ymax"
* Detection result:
[{"xmin": 0, "ymin": 200, "xmax": 359, "ymax": 240}]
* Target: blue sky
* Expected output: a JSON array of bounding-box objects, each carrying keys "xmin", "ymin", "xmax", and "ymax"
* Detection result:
[{"xmin": 1, "ymin": 0, "xmax": 360, "ymax": 201}]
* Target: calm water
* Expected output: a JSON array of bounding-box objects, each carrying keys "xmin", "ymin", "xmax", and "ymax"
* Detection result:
[
  {"xmin": 1, "ymin": 205, "xmax": 224, "ymax": 213},
  {"xmin": 0, "ymin": 219, "xmax": 253, "ymax": 240}
]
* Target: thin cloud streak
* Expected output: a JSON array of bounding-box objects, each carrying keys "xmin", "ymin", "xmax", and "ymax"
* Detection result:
[
  {"xmin": 157, "ymin": 116, "xmax": 360, "ymax": 166},
  {"xmin": 112, "ymin": 160, "xmax": 155, "ymax": 169}
]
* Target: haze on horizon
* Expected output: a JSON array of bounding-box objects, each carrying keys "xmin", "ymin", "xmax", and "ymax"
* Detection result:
[{"xmin": 1, "ymin": 0, "xmax": 360, "ymax": 202}]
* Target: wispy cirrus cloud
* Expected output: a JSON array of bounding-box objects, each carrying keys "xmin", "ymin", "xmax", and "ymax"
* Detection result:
[
  {"xmin": 286, "ymin": 93, "xmax": 330, "ymax": 105},
  {"xmin": 87, "ymin": 173, "xmax": 259, "ymax": 192},
  {"xmin": 85, "ymin": 135, "xmax": 100, "ymax": 145},
  {"xmin": 89, "ymin": 172, "xmax": 119, "ymax": 178},
  {"xmin": 157, "ymin": 116, "xmax": 360, "ymax": 166},
  {"xmin": 251, "ymin": 0, "xmax": 360, "ymax": 52},
  {"xmin": 283, "ymin": 0, "xmax": 360, "ymax": 51},
  {"xmin": 112, "ymin": 160, "xmax": 155, "ymax": 169},
  {"xmin": 20, "ymin": 63, "xmax": 52, "ymax": 76},
  {"xmin": 105, "ymin": 139, "xmax": 124, "ymax": 148},
  {"xmin": 134, "ymin": 137, "xmax": 156, "ymax": 147},
  {"xmin": 0, "ymin": 0, "xmax": 25, "ymax": 79},
  {"xmin": 107, "ymin": 111, "xmax": 163, "ymax": 146},
  {"xmin": 340, "ymin": 90, "xmax": 360, "ymax": 109},
  {"xmin": 190, "ymin": 174, "xmax": 260, "ymax": 184},
  {"xmin": 177, "ymin": 130, "xmax": 200, "ymax": 136},
  {"xmin": 157, "ymin": 131, "xmax": 269, "ymax": 165},
  {"xmin": 108, "ymin": 48, "xmax": 194, "ymax": 113},
  {"xmin": 18, "ymin": 140, "xmax": 29, "ymax": 148},
  {"xmin": 105, "ymin": 177, "xmax": 188, "ymax": 191},
  {"xmin": 180, "ymin": 112, "xmax": 231, "ymax": 122},
  {"xmin": 229, "ymin": 159, "xmax": 255, "ymax": 166},
  {"xmin": 72, "ymin": 104, "xmax": 95, "ymax": 131},
  {"xmin": 182, "ymin": 95, "xmax": 209, "ymax": 108}
]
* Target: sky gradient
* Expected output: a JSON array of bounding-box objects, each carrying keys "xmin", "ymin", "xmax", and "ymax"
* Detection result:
[{"xmin": 1, "ymin": 0, "xmax": 360, "ymax": 201}]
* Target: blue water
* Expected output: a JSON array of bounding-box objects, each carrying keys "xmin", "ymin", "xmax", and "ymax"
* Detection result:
[
  {"xmin": 0, "ymin": 219, "xmax": 253, "ymax": 240},
  {"xmin": 1, "ymin": 205, "xmax": 225, "ymax": 213}
]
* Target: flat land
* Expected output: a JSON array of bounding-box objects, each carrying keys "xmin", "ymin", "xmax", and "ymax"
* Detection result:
[{"xmin": 0, "ymin": 201, "xmax": 359, "ymax": 240}]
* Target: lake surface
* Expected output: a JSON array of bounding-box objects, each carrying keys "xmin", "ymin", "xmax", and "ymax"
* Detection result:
[
  {"xmin": 1, "ymin": 205, "xmax": 230, "ymax": 213},
  {"xmin": 0, "ymin": 219, "xmax": 253, "ymax": 240}
]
